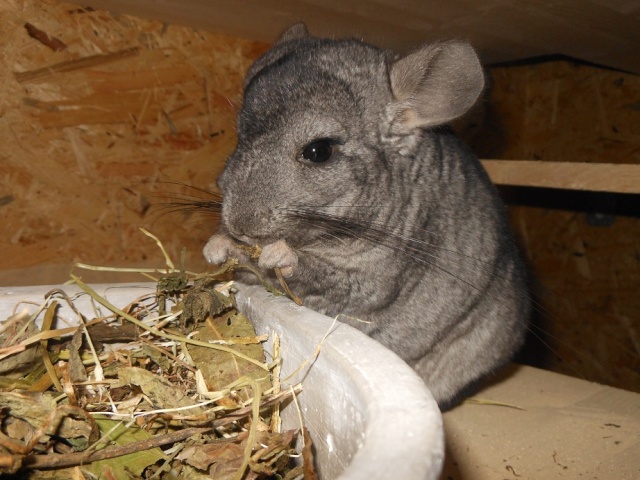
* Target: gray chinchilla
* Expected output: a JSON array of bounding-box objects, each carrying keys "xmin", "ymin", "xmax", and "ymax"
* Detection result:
[{"xmin": 203, "ymin": 23, "xmax": 530, "ymax": 410}]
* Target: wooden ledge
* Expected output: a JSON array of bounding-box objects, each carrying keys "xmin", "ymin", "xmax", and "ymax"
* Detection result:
[{"xmin": 481, "ymin": 160, "xmax": 640, "ymax": 194}]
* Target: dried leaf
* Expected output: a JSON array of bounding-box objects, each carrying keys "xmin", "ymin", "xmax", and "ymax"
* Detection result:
[
  {"xmin": 133, "ymin": 344, "xmax": 172, "ymax": 372},
  {"xmin": 67, "ymin": 329, "xmax": 87, "ymax": 383},
  {"xmin": 0, "ymin": 311, "xmax": 43, "ymax": 378},
  {"xmin": 0, "ymin": 391, "xmax": 57, "ymax": 430},
  {"xmin": 5, "ymin": 417, "xmax": 37, "ymax": 445},
  {"xmin": 182, "ymin": 285, "xmax": 233, "ymax": 325},
  {"xmin": 189, "ymin": 312, "xmax": 270, "ymax": 402},
  {"xmin": 117, "ymin": 366, "xmax": 203, "ymax": 414},
  {"xmin": 157, "ymin": 271, "xmax": 188, "ymax": 294},
  {"xmin": 302, "ymin": 427, "xmax": 319, "ymax": 480},
  {"xmin": 178, "ymin": 440, "xmax": 245, "ymax": 472},
  {"xmin": 249, "ymin": 429, "xmax": 297, "ymax": 475}
]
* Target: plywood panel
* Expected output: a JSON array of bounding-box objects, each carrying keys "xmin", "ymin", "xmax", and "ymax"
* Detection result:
[
  {"xmin": 481, "ymin": 61, "xmax": 640, "ymax": 164},
  {"xmin": 476, "ymin": 60, "xmax": 640, "ymax": 393},
  {"xmin": 0, "ymin": 0, "xmax": 268, "ymax": 284}
]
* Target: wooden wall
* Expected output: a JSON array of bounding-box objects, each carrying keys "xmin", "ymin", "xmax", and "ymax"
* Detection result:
[
  {"xmin": 1, "ymin": 0, "xmax": 638, "ymax": 392},
  {"xmin": 0, "ymin": 0, "xmax": 267, "ymax": 285},
  {"xmin": 467, "ymin": 61, "xmax": 640, "ymax": 392}
]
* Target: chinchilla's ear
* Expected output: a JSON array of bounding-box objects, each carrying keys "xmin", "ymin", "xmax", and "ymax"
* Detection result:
[
  {"xmin": 276, "ymin": 23, "xmax": 309, "ymax": 44},
  {"xmin": 244, "ymin": 23, "xmax": 310, "ymax": 87},
  {"xmin": 388, "ymin": 41, "xmax": 484, "ymax": 134}
]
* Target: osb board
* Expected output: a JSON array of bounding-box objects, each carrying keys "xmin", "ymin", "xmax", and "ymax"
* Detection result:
[
  {"xmin": 476, "ymin": 60, "xmax": 640, "ymax": 164},
  {"xmin": 510, "ymin": 205, "xmax": 640, "ymax": 392},
  {"xmin": 0, "ymin": 0, "xmax": 269, "ymax": 284},
  {"xmin": 475, "ymin": 61, "xmax": 640, "ymax": 393}
]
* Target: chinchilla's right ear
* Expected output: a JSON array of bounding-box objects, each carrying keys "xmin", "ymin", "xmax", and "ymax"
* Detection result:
[
  {"xmin": 244, "ymin": 23, "xmax": 310, "ymax": 87},
  {"xmin": 387, "ymin": 41, "xmax": 485, "ymax": 135}
]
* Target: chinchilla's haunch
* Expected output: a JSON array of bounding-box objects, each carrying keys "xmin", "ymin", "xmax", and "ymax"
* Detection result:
[{"xmin": 204, "ymin": 24, "xmax": 530, "ymax": 410}]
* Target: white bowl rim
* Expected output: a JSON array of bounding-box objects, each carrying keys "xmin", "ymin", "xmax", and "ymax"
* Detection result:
[{"xmin": 0, "ymin": 282, "xmax": 444, "ymax": 480}]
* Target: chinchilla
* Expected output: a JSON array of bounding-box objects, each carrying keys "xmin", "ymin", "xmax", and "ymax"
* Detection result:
[{"xmin": 203, "ymin": 23, "xmax": 530, "ymax": 410}]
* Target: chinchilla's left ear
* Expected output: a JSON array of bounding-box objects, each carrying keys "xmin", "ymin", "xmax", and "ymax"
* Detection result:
[
  {"xmin": 276, "ymin": 23, "xmax": 309, "ymax": 44},
  {"xmin": 388, "ymin": 41, "xmax": 485, "ymax": 134},
  {"xmin": 244, "ymin": 23, "xmax": 310, "ymax": 87}
]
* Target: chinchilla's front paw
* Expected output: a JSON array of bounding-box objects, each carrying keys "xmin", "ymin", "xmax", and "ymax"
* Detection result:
[
  {"xmin": 203, "ymin": 234, "xmax": 247, "ymax": 265},
  {"xmin": 258, "ymin": 240, "xmax": 299, "ymax": 277}
]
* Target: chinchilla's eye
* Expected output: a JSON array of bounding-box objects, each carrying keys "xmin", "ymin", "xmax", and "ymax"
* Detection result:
[{"xmin": 301, "ymin": 139, "xmax": 333, "ymax": 163}]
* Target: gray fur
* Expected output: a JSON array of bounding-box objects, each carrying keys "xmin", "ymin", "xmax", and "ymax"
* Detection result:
[{"xmin": 204, "ymin": 24, "xmax": 530, "ymax": 409}]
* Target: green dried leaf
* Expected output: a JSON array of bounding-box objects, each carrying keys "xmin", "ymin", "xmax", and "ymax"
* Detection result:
[
  {"xmin": 157, "ymin": 271, "xmax": 189, "ymax": 294},
  {"xmin": 133, "ymin": 344, "xmax": 172, "ymax": 372},
  {"xmin": 89, "ymin": 418, "xmax": 166, "ymax": 479}
]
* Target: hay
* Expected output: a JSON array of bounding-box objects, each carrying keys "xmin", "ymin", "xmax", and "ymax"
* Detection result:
[{"xmin": 0, "ymin": 239, "xmax": 315, "ymax": 479}]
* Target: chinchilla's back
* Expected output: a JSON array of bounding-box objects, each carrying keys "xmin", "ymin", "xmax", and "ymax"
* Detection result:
[{"xmin": 205, "ymin": 24, "xmax": 531, "ymax": 409}]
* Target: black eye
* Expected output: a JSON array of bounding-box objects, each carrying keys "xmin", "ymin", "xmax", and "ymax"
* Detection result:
[{"xmin": 301, "ymin": 139, "xmax": 333, "ymax": 163}]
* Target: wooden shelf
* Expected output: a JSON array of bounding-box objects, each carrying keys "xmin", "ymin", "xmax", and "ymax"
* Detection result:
[
  {"xmin": 481, "ymin": 160, "xmax": 640, "ymax": 194},
  {"xmin": 83, "ymin": 0, "xmax": 640, "ymax": 74}
]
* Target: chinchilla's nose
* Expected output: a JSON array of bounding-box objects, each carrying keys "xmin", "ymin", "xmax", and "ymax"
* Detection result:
[{"xmin": 222, "ymin": 197, "xmax": 272, "ymax": 243}]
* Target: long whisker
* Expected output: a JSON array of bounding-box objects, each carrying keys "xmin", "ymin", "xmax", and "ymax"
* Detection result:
[
  {"xmin": 144, "ymin": 182, "xmax": 223, "ymax": 230},
  {"xmin": 284, "ymin": 207, "xmax": 508, "ymax": 304},
  {"xmin": 288, "ymin": 206, "xmax": 558, "ymax": 318},
  {"xmin": 285, "ymin": 207, "xmax": 496, "ymax": 277},
  {"xmin": 284, "ymin": 205, "xmax": 598, "ymax": 379}
]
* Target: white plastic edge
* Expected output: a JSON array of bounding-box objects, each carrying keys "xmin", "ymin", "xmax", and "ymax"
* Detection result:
[{"xmin": 236, "ymin": 284, "xmax": 444, "ymax": 480}]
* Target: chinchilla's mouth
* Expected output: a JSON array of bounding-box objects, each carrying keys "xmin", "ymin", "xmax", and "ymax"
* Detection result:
[
  {"xmin": 226, "ymin": 227, "xmax": 279, "ymax": 249},
  {"xmin": 232, "ymin": 233, "xmax": 256, "ymax": 246}
]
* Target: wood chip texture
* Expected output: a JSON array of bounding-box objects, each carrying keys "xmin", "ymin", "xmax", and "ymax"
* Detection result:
[{"xmin": 0, "ymin": 0, "xmax": 268, "ymax": 285}]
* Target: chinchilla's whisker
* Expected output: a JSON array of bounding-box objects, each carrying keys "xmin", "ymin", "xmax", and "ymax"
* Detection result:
[
  {"xmin": 315, "ymin": 224, "xmax": 361, "ymax": 247},
  {"xmin": 282, "ymin": 206, "xmax": 528, "ymax": 315},
  {"xmin": 152, "ymin": 198, "xmax": 222, "ymax": 209},
  {"xmin": 153, "ymin": 179, "xmax": 221, "ymax": 195},
  {"xmin": 315, "ymin": 204, "xmax": 518, "ymax": 267},
  {"xmin": 307, "ymin": 205, "xmax": 504, "ymax": 268},
  {"xmin": 146, "ymin": 189, "xmax": 222, "ymax": 229},
  {"xmin": 150, "ymin": 195, "xmax": 221, "ymax": 207},
  {"xmin": 336, "ymin": 222, "xmax": 502, "ymax": 301},
  {"xmin": 149, "ymin": 186, "xmax": 222, "ymax": 211},
  {"xmin": 150, "ymin": 203, "xmax": 222, "ymax": 219},
  {"xmin": 285, "ymin": 207, "xmax": 568, "ymax": 361},
  {"xmin": 286, "ymin": 207, "xmax": 498, "ymax": 276},
  {"xmin": 287, "ymin": 207, "xmax": 488, "ymax": 288}
]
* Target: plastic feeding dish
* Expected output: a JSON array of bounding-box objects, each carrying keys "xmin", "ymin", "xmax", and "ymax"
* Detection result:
[{"xmin": 0, "ymin": 282, "xmax": 444, "ymax": 479}]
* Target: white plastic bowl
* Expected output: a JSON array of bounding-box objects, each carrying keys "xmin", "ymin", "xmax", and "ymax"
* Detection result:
[{"xmin": 0, "ymin": 283, "xmax": 444, "ymax": 479}]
